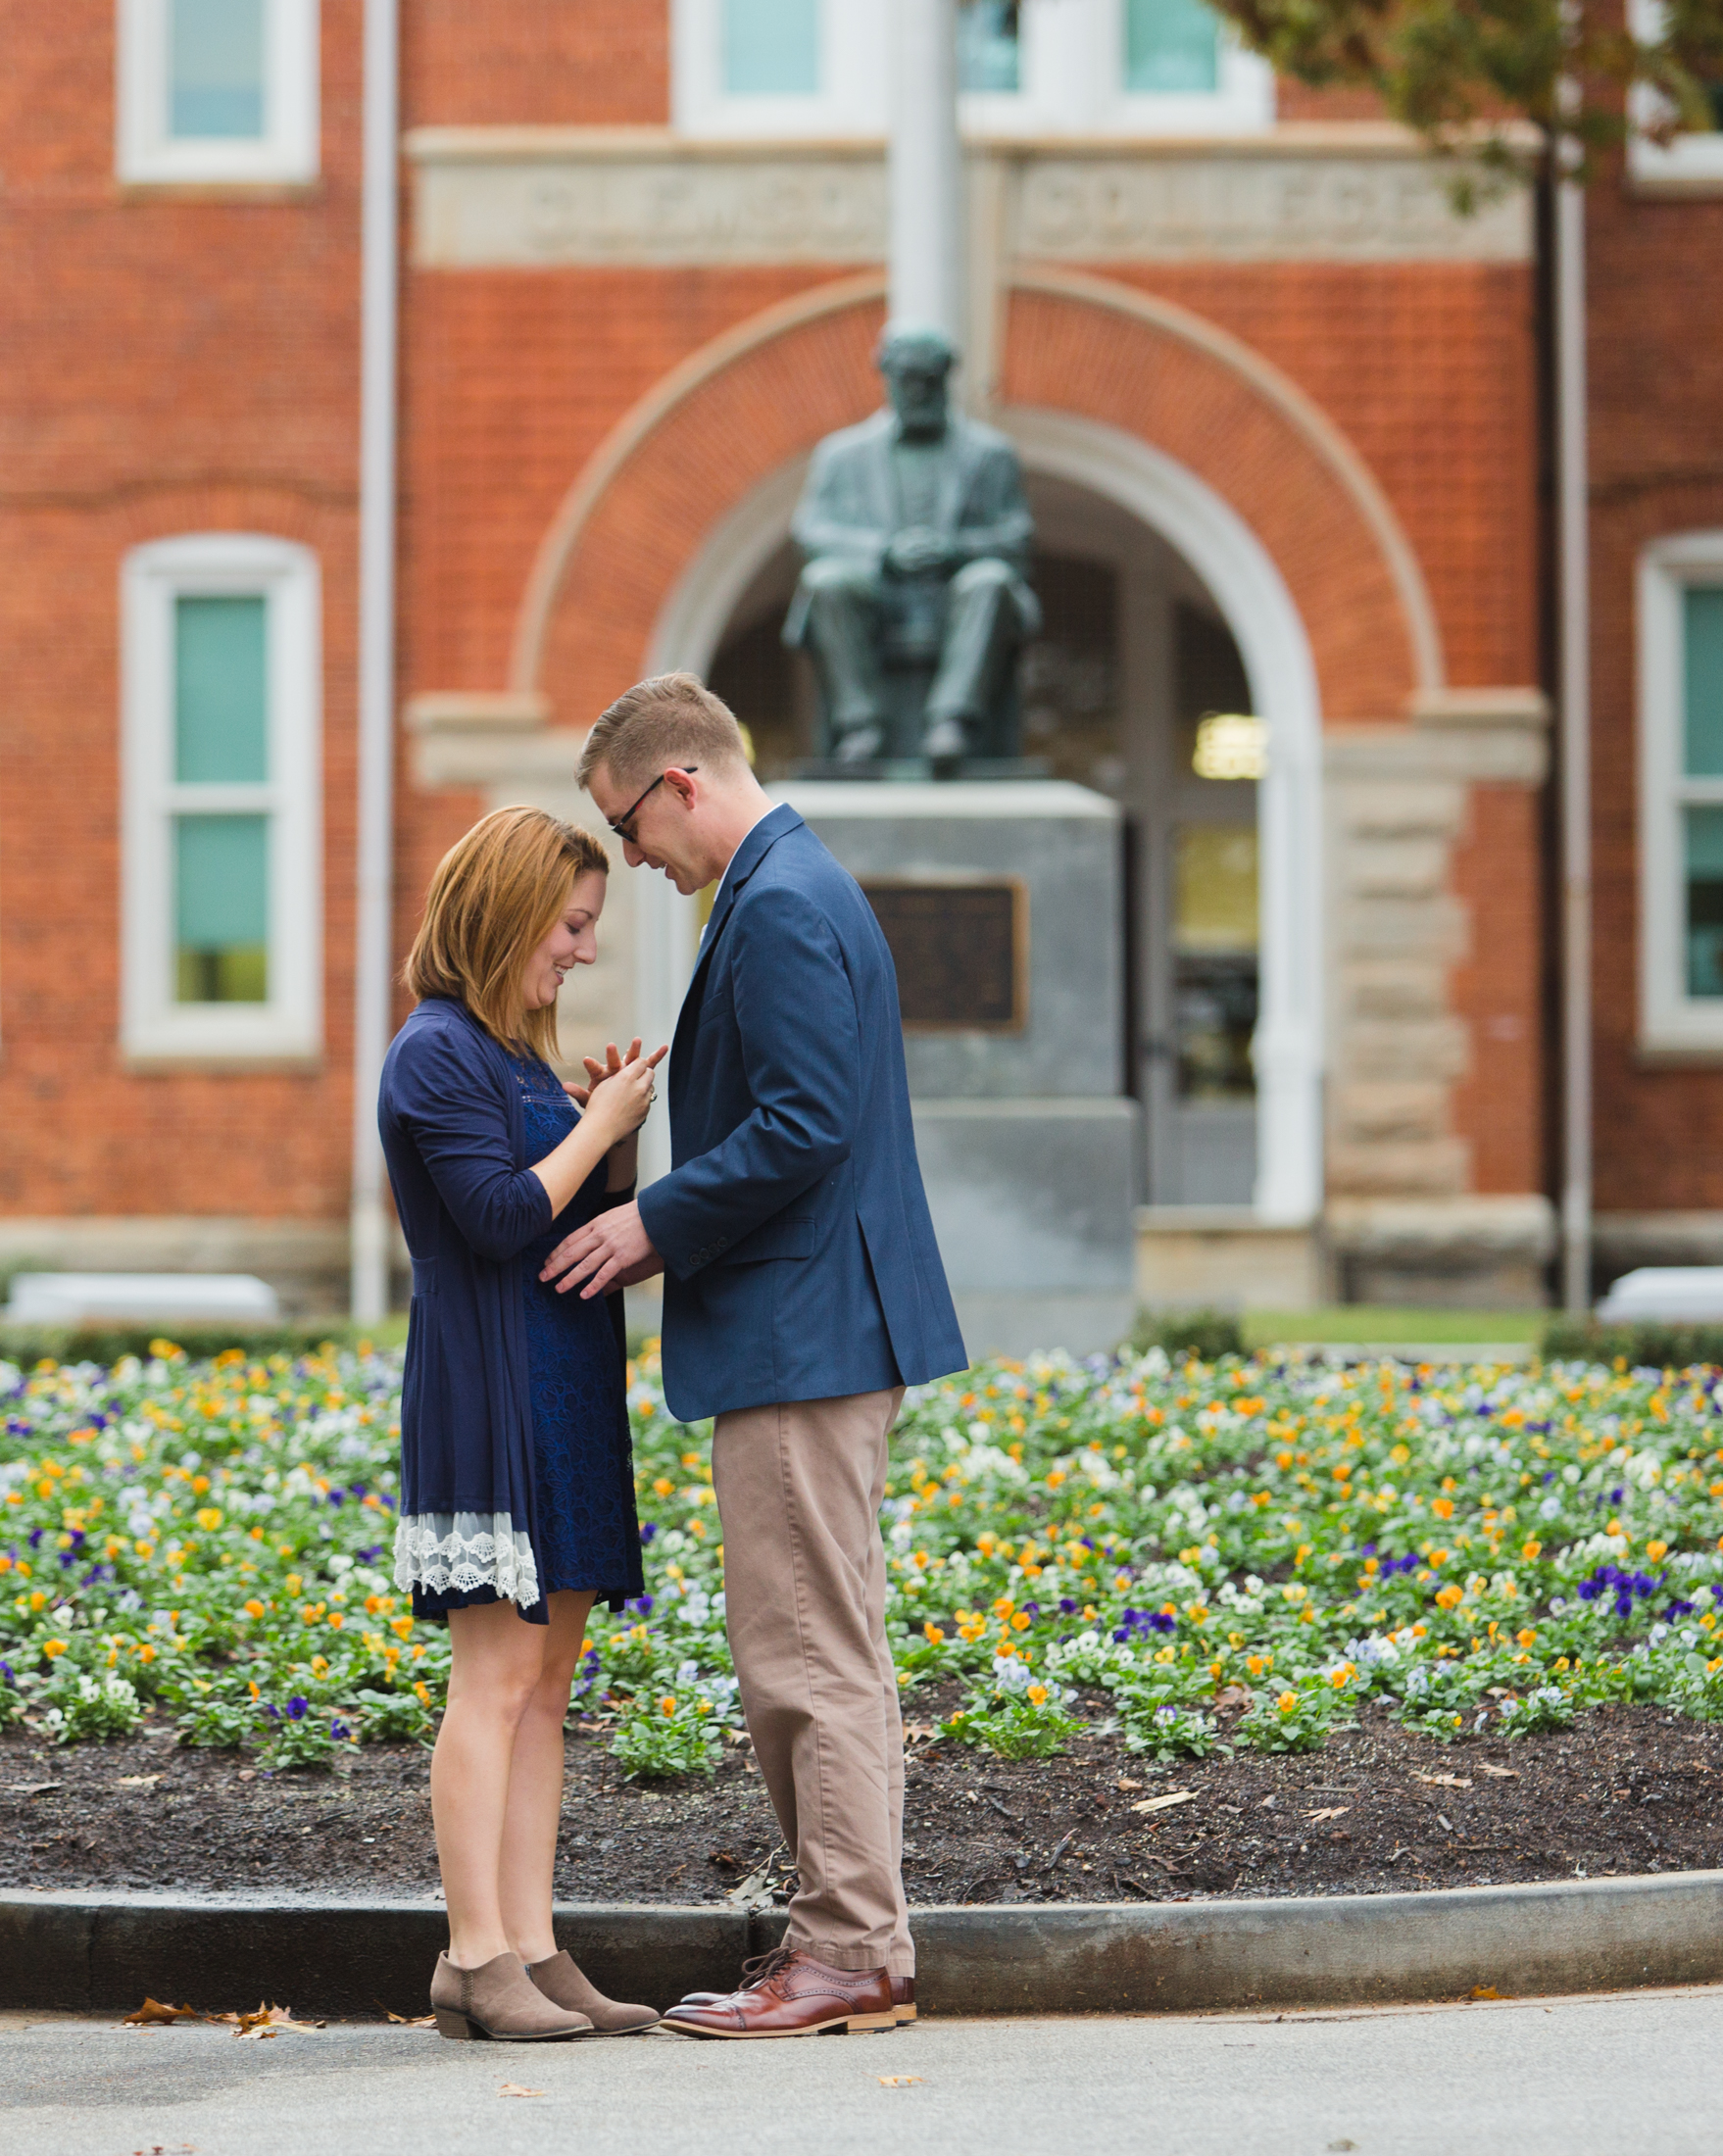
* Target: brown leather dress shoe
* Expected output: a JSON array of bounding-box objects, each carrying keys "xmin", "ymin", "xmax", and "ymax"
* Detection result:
[
  {"xmin": 526, "ymin": 1949, "xmax": 659, "ymax": 2034},
  {"xmin": 662, "ymin": 1947, "xmax": 895, "ymax": 2039},
  {"xmin": 678, "ymin": 1970, "xmax": 916, "ymax": 2024}
]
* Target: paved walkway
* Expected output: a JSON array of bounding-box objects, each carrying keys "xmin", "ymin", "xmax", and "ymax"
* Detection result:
[{"xmin": 4, "ymin": 1986, "xmax": 1720, "ymax": 2156}]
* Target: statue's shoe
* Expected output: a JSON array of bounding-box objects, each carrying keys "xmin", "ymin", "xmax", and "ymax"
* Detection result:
[
  {"xmin": 921, "ymin": 715, "xmax": 968, "ymax": 762},
  {"xmin": 526, "ymin": 1949, "xmax": 659, "ymax": 2034},
  {"xmin": 835, "ymin": 722, "xmax": 887, "ymax": 763},
  {"xmin": 661, "ymin": 1948, "xmax": 895, "ymax": 2039}
]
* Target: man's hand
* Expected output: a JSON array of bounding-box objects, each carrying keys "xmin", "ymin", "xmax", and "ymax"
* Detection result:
[
  {"xmin": 540, "ymin": 1200, "xmax": 664, "ymax": 1299},
  {"xmin": 885, "ymin": 525, "xmax": 951, "ymax": 578}
]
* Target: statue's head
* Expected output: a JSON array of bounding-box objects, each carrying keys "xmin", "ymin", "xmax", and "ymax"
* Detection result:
[{"xmin": 878, "ymin": 323, "xmax": 956, "ymax": 441}]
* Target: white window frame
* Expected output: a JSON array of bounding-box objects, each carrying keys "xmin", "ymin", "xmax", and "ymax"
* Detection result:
[
  {"xmin": 1639, "ymin": 530, "xmax": 1723, "ymax": 1053},
  {"xmin": 671, "ymin": 0, "xmax": 1271, "ymax": 140},
  {"xmin": 671, "ymin": 0, "xmax": 887, "ymax": 138},
  {"xmin": 121, "ymin": 534, "xmax": 322, "ymax": 1063},
  {"xmin": 117, "ymin": 0, "xmax": 320, "ymax": 185},
  {"xmin": 1626, "ymin": 0, "xmax": 1723, "ymax": 194}
]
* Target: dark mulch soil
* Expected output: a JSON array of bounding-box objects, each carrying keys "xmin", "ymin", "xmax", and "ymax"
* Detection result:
[{"xmin": 4, "ymin": 1692, "xmax": 1721, "ymax": 1905}]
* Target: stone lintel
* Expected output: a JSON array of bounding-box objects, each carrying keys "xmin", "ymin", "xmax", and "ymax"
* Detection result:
[{"xmin": 408, "ymin": 125, "xmax": 1530, "ymax": 269}]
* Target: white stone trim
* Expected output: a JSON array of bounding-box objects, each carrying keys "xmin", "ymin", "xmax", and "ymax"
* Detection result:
[
  {"xmin": 120, "ymin": 533, "xmax": 322, "ymax": 1063},
  {"xmin": 406, "ymin": 127, "xmax": 1530, "ymax": 268},
  {"xmin": 1638, "ymin": 530, "xmax": 1723, "ymax": 1053},
  {"xmin": 117, "ymin": 0, "xmax": 320, "ymax": 186}
]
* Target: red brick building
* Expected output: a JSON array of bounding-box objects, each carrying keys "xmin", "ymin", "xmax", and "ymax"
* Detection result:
[{"xmin": 1, "ymin": 0, "xmax": 1717, "ymax": 1324}]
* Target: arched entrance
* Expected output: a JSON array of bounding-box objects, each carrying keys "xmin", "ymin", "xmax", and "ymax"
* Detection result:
[{"xmin": 650, "ymin": 411, "xmax": 1323, "ymax": 1224}]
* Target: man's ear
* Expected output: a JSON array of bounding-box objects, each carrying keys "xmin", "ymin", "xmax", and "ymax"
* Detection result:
[{"xmin": 664, "ymin": 766, "xmax": 700, "ymax": 809}]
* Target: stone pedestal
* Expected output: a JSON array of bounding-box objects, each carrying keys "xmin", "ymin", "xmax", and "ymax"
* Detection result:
[{"xmin": 775, "ymin": 780, "xmax": 1138, "ymax": 1356}]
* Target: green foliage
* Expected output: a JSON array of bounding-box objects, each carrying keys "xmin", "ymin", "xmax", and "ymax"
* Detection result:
[
  {"xmin": 352, "ymin": 1686, "xmax": 436, "ymax": 1743},
  {"xmin": 608, "ymin": 1691, "xmax": 720, "ymax": 1780},
  {"xmin": 39, "ymin": 1668, "xmax": 143, "ymax": 1743},
  {"xmin": 1114, "ymin": 1698, "xmax": 1218, "ymax": 1761},
  {"xmin": 944, "ymin": 1679, "xmax": 1083, "ymax": 1760},
  {"xmin": 1235, "ymin": 1682, "xmax": 1347, "ymax": 1754},
  {"xmin": 1130, "ymin": 1308, "xmax": 1245, "ymax": 1361},
  {"xmin": 0, "ymin": 1323, "xmax": 360, "ymax": 1369},
  {"xmin": 1541, "ymin": 1317, "xmax": 1723, "ymax": 1370},
  {"xmin": 173, "ymin": 1690, "xmax": 257, "ymax": 1749},
  {"xmin": 1208, "ymin": 0, "xmax": 1723, "ymax": 193}
]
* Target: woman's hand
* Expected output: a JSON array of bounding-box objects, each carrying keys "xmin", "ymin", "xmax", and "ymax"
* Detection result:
[
  {"xmin": 577, "ymin": 1043, "xmax": 665, "ymax": 1148},
  {"xmin": 565, "ymin": 1037, "xmax": 646, "ymax": 1112}
]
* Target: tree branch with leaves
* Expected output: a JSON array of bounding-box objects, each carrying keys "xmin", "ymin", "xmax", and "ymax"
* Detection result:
[{"xmin": 1208, "ymin": 0, "xmax": 1723, "ymax": 197}]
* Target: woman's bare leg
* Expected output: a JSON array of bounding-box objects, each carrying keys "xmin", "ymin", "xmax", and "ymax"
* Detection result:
[
  {"xmin": 500, "ymin": 1590, "xmax": 596, "ymax": 1967},
  {"xmin": 431, "ymin": 1599, "xmax": 549, "ymax": 1969}
]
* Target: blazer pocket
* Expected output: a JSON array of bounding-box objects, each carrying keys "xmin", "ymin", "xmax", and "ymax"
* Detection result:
[
  {"xmin": 695, "ymin": 986, "xmax": 733, "ymax": 1033},
  {"xmin": 722, "ymin": 1214, "xmax": 814, "ymax": 1265},
  {"xmin": 411, "ymin": 1257, "xmax": 440, "ymax": 1298}
]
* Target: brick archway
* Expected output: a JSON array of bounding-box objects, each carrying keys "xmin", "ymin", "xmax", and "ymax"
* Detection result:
[{"xmin": 518, "ymin": 269, "xmax": 1441, "ymax": 729}]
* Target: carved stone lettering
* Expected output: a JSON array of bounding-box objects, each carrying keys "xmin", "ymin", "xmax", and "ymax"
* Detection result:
[
  {"xmin": 408, "ymin": 136, "xmax": 1531, "ymax": 269},
  {"xmin": 862, "ymin": 880, "xmax": 1025, "ymax": 1032}
]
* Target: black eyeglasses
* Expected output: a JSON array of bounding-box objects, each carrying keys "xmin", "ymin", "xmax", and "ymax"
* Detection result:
[{"xmin": 608, "ymin": 766, "xmax": 697, "ymax": 843}]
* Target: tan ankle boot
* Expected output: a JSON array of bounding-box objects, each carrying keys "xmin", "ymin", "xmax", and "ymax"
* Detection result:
[
  {"xmin": 527, "ymin": 1948, "xmax": 659, "ymax": 2034},
  {"xmin": 430, "ymin": 1950, "xmax": 593, "ymax": 2040}
]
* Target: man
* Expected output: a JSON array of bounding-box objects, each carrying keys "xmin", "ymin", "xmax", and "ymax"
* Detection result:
[
  {"xmin": 783, "ymin": 322, "xmax": 1040, "ymax": 764},
  {"xmin": 542, "ymin": 670, "xmax": 966, "ymax": 2038}
]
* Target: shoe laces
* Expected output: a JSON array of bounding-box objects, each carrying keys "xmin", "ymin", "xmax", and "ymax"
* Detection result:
[{"xmin": 736, "ymin": 1945, "xmax": 798, "ymax": 1997}]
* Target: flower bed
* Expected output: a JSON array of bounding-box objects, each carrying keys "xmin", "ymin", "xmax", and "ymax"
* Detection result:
[{"xmin": 2, "ymin": 1342, "xmax": 1722, "ymax": 1773}]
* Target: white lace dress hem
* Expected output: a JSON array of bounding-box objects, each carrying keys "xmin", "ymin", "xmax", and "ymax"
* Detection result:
[{"xmin": 393, "ymin": 1510, "xmax": 541, "ymax": 1609}]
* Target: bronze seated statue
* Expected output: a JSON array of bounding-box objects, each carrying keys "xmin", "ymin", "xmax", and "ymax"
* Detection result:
[{"xmin": 782, "ymin": 323, "xmax": 1041, "ymax": 766}]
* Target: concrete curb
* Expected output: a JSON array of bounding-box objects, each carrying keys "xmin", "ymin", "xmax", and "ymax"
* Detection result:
[{"xmin": 5, "ymin": 1873, "xmax": 1723, "ymax": 2018}]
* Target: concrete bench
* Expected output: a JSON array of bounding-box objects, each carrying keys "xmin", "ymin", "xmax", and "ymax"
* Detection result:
[{"xmin": 4, "ymin": 1273, "xmax": 281, "ymax": 1326}]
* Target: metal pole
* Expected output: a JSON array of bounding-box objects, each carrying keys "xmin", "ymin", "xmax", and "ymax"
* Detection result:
[
  {"xmin": 1556, "ymin": 172, "xmax": 1592, "ymax": 1312},
  {"xmin": 889, "ymin": 0, "xmax": 962, "ymax": 345},
  {"xmin": 350, "ymin": 0, "xmax": 400, "ymax": 1324}
]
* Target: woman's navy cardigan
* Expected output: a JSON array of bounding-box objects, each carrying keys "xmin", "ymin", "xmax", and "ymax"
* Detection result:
[{"xmin": 379, "ymin": 996, "xmax": 599, "ymax": 1626}]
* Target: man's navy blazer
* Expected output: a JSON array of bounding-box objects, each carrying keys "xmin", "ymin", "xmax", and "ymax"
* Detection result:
[{"xmin": 637, "ymin": 803, "xmax": 966, "ymax": 1423}]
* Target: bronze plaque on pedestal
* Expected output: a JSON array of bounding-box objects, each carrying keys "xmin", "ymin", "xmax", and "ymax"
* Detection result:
[{"xmin": 861, "ymin": 878, "xmax": 1026, "ymax": 1033}]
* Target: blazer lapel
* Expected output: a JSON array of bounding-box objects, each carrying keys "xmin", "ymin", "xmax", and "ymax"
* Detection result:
[{"xmin": 673, "ymin": 805, "xmax": 805, "ymax": 1035}]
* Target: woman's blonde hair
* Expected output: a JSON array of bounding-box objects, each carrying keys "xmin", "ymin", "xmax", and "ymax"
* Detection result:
[{"xmin": 404, "ymin": 807, "xmax": 609, "ymax": 1059}]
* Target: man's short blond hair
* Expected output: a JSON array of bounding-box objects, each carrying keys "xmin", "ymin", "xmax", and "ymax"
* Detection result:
[{"xmin": 578, "ymin": 671, "xmax": 750, "ymax": 797}]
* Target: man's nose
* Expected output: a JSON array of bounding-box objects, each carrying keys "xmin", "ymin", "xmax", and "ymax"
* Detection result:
[{"xmin": 622, "ymin": 839, "xmax": 645, "ymax": 867}]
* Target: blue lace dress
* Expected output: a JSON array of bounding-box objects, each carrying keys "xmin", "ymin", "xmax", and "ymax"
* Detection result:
[{"xmin": 413, "ymin": 1054, "xmax": 645, "ymax": 1618}]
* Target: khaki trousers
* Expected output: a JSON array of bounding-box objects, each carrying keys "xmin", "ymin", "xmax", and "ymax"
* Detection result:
[{"xmin": 712, "ymin": 1387, "xmax": 911, "ymax": 1977}]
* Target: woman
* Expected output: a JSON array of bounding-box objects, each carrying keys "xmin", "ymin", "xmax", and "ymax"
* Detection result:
[{"xmin": 379, "ymin": 806, "xmax": 667, "ymax": 2042}]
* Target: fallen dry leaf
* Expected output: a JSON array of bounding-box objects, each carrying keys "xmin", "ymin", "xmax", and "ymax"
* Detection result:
[
  {"xmin": 123, "ymin": 1998, "xmax": 201, "ymax": 2026},
  {"xmin": 902, "ymin": 1722, "xmax": 937, "ymax": 1745},
  {"xmin": 878, "ymin": 2075, "xmax": 923, "ymax": 2086},
  {"xmin": 1132, "ymin": 1790, "xmax": 1197, "ymax": 1815},
  {"xmin": 1412, "ymin": 1772, "xmax": 1472, "ymax": 1789},
  {"xmin": 1477, "ymin": 1764, "xmax": 1520, "ymax": 1780},
  {"xmin": 1214, "ymin": 1685, "xmax": 1253, "ymax": 1710},
  {"xmin": 1306, "ymin": 1806, "xmax": 1352, "ymax": 1823},
  {"xmin": 385, "ymin": 2010, "xmax": 436, "ymax": 2027},
  {"xmin": 1116, "ymin": 1777, "xmax": 1143, "ymax": 1790},
  {"xmin": 498, "ymin": 2083, "xmax": 545, "ymax": 2098},
  {"xmin": 215, "ymin": 2002, "xmax": 324, "ymax": 2038},
  {"xmin": 115, "ymin": 1775, "xmax": 163, "ymax": 1788},
  {"xmin": 1470, "ymin": 1985, "xmax": 1504, "ymax": 2001}
]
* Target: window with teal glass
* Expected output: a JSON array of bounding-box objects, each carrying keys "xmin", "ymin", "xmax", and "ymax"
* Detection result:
[
  {"xmin": 723, "ymin": 0, "xmax": 819, "ymax": 96},
  {"xmin": 174, "ymin": 596, "xmax": 268, "ymax": 783},
  {"xmin": 1124, "ymin": 0, "xmax": 1220, "ymax": 93},
  {"xmin": 170, "ymin": 0, "xmax": 266, "ymax": 139},
  {"xmin": 1683, "ymin": 587, "xmax": 1723, "ymax": 776},
  {"xmin": 960, "ymin": 1, "xmax": 1021, "ymax": 93},
  {"xmin": 174, "ymin": 813, "xmax": 270, "ymax": 1004}
]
